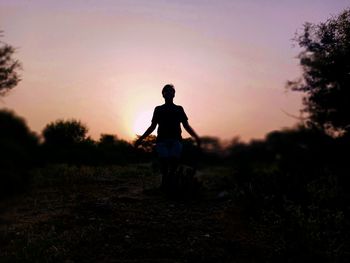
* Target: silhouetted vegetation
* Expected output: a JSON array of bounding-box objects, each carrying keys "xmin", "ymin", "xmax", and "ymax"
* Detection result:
[
  {"xmin": 97, "ymin": 134, "xmax": 138, "ymax": 165},
  {"xmin": 0, "ymin": 31, "xmax": 21, "ymax": 96},
  {"xmin": 0, "ymin": 109, "xmax": 38, "ymax": 197},
  {"xmin": 43, "ymin": 119, "xmax": 89, "ymax": 146},
  {"xmin": 41, "ymin": 119, "xmax": 96, "ymax": 164},
  {"xmin": 288, "ymin": 8, "xmax": 350, "ymax": 136},
  {"xmin": 227, "ymin": 125, "xmax": 349, "ymax": 261},
  {"xmin": 225, "ymin": 8, "xmax": 350, "ymax": 261},
  {"xmin": 41, "ymin": 120, "xmax": 146, "ymax": 165}
]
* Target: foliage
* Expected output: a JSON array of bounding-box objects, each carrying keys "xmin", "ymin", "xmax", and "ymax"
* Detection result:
[
  {"xmin": 0, "ymin": 32, "xmax": 21, "ymax": 96},
  {"xmin": 288, "ymin": 8, "xmax": 350, "ymax": 136},
  {"xmin": 41, "ymin": 122, "xmax": 143, "ymax": 165},
  {"xmin": 0, "ymin": 109, "xmax": 38, "ymax": 197},
  {"xmin": 133, "ymin": 134, "xmax": 157, "ymax": 153},
  {"xmin": 197, "ymin": 136, "xmax": 224, "ymax": 164},
  {"xmin": 181, "ymin": 137, "xmax": 202, "ymax": 167},
  {"xmin": 228, "ymin": 126, "xmax": 349, "ymax": 262},
  {"xmin": 200, "ymin": 136, "xmax": 222, "ymax": 153},
  {"xmin": 97, "ymin": 134, "xmax": 137, "ymax": 165},
  {"xmin": 41, "ymin": 119, "xmax": 96, "ymax": 164},
  {"xmin": 42, "ymin": 119, "xmax": 89, "ymax": 146}
]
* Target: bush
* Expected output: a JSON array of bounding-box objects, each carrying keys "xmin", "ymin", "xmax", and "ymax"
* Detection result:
[
  {"xmin": 97, "ymin": 134, "xmax": 138, "ymax": 165},
  {"xmin": 0, "ymin": 109, "xmax": 38, "ymax": 197},
  {"xmin": 229, "ymin": 126, "xmax": 349, "ymax": 262},
  {"xmin": 41, "ymin": 119, "xmax": 97, "ymax": 164}
]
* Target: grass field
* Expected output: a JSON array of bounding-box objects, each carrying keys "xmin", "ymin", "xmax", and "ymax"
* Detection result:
[{"xmin": 0, "ymin": 163, "xmax": 263, "ymax": 263}]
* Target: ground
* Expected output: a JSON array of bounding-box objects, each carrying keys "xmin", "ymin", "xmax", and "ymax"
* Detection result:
[{"xmin": 0, "ymin": 164, "xmax": 261, "ymax": 263}]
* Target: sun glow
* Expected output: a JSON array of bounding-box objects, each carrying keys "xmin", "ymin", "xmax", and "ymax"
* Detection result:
[{"xmin": 132, "ymin": 110, "xmax": 154, "ymax": 136}]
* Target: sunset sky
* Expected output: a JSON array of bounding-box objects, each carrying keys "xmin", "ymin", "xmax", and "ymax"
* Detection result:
[{"xmin": 1, "ymin": 0, "xmax": 349, "ymax": 142}]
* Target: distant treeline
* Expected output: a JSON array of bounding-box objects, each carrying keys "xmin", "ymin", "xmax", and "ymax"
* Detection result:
[
  {"xmin": 0, "ymin": 109, "xmax": 223, "ymax": 194},
  {"xmin": 0, "ymin": 108, "xmax": 238, "ymax": 165},
  {"xmin": 1, "ymin": 106, "xmax": 349, "ymax": 184}
]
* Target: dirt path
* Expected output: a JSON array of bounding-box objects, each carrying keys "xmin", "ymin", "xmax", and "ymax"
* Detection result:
[{"xmin": 0, "ymin": 166, "xmax": 260, "ymax": 263}]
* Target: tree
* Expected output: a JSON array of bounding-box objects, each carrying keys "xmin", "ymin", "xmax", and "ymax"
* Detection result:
[
  {"xmin": 42, "ymin": 119, "xmax": 88, "ymax": 146},
  {"xmin": 200, "ymin": 136, "xmax": 222, "ymax": 153},
  {"xmin": 99, "ymin": 134, "xmax": 119, "ymax": 146},
  {"xmin": 0, "ymin": 31, "xmax": 21, "ymax": 96},
  {"xmin": 97, "ymin": 134, "xmax": 136, "ymax": 164},
  {"xmin": 0, "ymin": 109, "xmax": 38, "ymax": 164},
  {"xmin": 0, "ymin": 109, "xmax": 38, "ymax": 197},
  {"xmin": 287, "ymin": 9, "xmax": 350, "ymax": 136}
]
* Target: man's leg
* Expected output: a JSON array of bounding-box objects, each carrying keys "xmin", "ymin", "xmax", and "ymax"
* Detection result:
[
  {"xmin": 159, "ymin": 157, "xmax": 170, "ymax": 190},
  {"xmin": 156, "ymin": 142, "xmax": 170, "ymax": 190},
  {"xmin": 168, "ymin": 156, "xmax": 180, "ymax": 191},
  {"xmin": 168, "ymin": 141, "xmax": 182, "ymax": 191},
  {"xmin": 156, "ymin": 140, "xmax": 182, "ymax": 193}
]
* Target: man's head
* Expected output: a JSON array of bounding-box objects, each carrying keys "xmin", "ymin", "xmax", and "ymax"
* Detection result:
[{"xmin": 162, "ymin": 84, "xmax": 175, "ymax": 101}]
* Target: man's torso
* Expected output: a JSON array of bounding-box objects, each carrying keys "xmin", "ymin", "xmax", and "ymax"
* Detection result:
[{"xmin": 152, "ymin": 104, "xmax": 188, "ymax": 141}]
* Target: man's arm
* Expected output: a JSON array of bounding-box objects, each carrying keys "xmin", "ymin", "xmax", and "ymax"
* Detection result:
[
  {"xmin": 182, "ymin": 120, "xmax": 201, "ymax": 147},
  {"xmin": 134, "ymin": 122, "xmax": 157, "ymax": 147}
]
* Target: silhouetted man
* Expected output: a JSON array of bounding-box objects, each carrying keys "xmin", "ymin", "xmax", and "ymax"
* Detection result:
[{"xmin": 135, "ymin": 84, "xmax": 201, "ymax": 190}]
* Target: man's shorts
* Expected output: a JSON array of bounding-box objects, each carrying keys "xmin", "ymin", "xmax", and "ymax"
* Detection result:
[{"xmin": 155, "ymin": 139, "xmax": 183, "ymax": 158}]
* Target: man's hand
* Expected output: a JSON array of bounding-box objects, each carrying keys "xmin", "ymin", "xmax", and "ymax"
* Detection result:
[
  {"xmin": 134, "ymin": 123, "xmax": 156, "ymax": 148},
  {"xmin": 182, "ymin": 121, "xmax": 201, "ymax": 149}
]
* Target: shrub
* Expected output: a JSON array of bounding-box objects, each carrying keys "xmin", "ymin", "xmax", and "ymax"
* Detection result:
[{"xmin": 0, "ymin": 109, "xmax": 38, "ymax": 197}]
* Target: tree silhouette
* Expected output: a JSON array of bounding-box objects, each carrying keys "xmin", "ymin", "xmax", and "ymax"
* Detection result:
[
  {"xmin": 0, "ymin": 109, "xmax": 38, "ymax": 197},
  {"xmin": 42, "ymin": 119, "xmax": 88, "ymax": 146},
  {"xmin": 99, "ymin": 134, "xmax": 119, "ymax": 146},
  {"xmin": 97, "ymin": 134, "xmax": 136, "ymax": 164},
  {"xmin": 0, "ymin": 31, "xmax": 21, "ymax": 96},
  {"xmin": 287, "ymin": 9, "xmax": 350, "ymax": 136}
]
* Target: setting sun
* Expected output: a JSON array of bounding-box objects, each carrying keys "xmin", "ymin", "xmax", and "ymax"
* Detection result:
[{"xmin": 132, "ymin": 110, "xmax": 154, "ymax": 136}]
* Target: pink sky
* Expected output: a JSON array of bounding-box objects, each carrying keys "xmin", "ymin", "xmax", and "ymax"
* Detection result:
[{"xmin": 1, "ymin": 0, "xmax": 349, "ymax": 142}]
